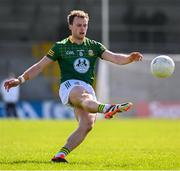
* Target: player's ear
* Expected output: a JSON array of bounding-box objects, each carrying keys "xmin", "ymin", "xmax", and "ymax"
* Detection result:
[{"xmin": 69, "ymin": 24, "xmax": 72, "ymax": 31}]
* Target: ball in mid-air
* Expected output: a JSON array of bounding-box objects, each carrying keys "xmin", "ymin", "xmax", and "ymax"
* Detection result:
[{"xmin": 151, "ymin": 55, "xmax": 175, "ymax": 78}]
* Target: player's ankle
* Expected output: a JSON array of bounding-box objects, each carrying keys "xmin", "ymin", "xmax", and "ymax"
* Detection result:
[
  {"xmin": 98, "ymin": 104, "xmax": 111, "ymax": 113},
  {"xmin": 55, "ymin": 146, "xmax": 71, "ymax": 158}
]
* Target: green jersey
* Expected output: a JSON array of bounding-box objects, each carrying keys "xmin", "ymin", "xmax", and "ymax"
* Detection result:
[{"xmin": 46, "ymin": 36, "xmax": 106, "ymax": 85}]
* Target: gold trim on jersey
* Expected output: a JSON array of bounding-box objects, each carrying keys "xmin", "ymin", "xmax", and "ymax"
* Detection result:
[
  {"xmin": 47, "ymin": 50, "xmax": 54, "ymax": 56},
  {"xmin": 69, "ymin": 36, "xmax": 86, "ymax": 44}
]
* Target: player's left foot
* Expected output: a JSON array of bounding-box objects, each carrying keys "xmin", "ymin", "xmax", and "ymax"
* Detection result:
[
  {"xmin": 51, "ymin": 156, "xmax": 68, "ymax": 163},
  {"xmin": 104, "ymin": 102, "xmax": 133, "ymax": 119}
]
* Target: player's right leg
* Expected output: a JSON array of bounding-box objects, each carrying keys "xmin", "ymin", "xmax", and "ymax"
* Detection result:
[{"xmin": 69, "ymin": 85, "xmax": 133, "ymax": 119}]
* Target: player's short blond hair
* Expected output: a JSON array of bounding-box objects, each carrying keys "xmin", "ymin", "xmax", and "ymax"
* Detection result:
[{"xmin": 67, "ymin": 10, "xmax": 89, "ymax": 25}]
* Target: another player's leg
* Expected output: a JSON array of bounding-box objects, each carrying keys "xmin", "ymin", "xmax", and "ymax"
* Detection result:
[{"xmin": 52, "ymin": 108, "xmax": 96, "ymax": 163}]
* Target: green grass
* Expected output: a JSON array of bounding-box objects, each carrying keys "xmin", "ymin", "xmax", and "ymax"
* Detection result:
[{"xmin": 0, "ymin": 119, "xmax": 180, "ymax": 170}]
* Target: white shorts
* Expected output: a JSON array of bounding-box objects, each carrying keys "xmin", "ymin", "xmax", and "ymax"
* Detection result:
[{"xmin": 59, "ymin": 79, "xmax": 97, "ymax": 105}]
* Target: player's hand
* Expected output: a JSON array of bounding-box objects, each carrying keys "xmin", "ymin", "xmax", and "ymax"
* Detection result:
[
  {"xmin": 4, "ymin": 78, "xmax": 20, "ymax": 92},
  {"xmin": 129, "ymin": 52, "xmax": 143, "ymax": 62}
]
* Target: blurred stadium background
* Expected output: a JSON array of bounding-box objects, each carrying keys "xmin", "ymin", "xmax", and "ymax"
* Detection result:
[{"xmin": 0, "ymin": 0, "xmax": 180, "ymax": 119}]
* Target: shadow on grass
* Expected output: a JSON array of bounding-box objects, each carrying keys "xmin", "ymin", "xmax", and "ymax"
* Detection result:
[
  {"xmin": 0, "ymin": 160, "xmax": 52, "ymax": 165},
  {"xmin": 0, "ymin": 160, "xmax": 94, "ymax": 165},
  {"xmin": 70, "ymin": 161, "xmax": 94, "ymax": 165},
  {"xmin": 0, "ymin": 160, "xmax": 102, "ymax": 166}
]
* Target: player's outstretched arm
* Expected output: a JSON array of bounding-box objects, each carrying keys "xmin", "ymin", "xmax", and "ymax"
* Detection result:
[
  {"xmin": 101, "ymin": 50, "xmax": 143, "ymax": 65},
  {"xmin": 4, "ymin": 56, "xmax": 54, "ymax": 91}
]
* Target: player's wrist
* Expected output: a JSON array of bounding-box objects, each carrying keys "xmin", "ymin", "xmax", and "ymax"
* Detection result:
[
  {"xmin": 18, "ymin": 75, "xmax": 26, "ymax": 84},
  {"xmin": 128, "ymin": 55, "xmax": 134, "ymax": 63}
]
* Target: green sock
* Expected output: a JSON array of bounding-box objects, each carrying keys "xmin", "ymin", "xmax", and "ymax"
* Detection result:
[
  {"xmin": 98, "ymin": 104, "xmax": 111, "ymax": 113},
  {"xmin": 98, "ymin": 104, "xmax": 105, "ymax": 113}
]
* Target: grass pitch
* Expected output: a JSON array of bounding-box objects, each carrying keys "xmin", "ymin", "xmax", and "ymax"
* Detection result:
[{"xmin": 0, "ymin": 119, "xmax": 179, "ymax": 170}]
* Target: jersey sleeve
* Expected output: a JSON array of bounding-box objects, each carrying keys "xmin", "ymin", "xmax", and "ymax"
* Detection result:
[
  {"xmin": 95, "ymin": 42, "xmax": 107, "ymax": 59},
  {"xmin": 46, "ymin": 43, "xmax": 59, "ymax": 61}
]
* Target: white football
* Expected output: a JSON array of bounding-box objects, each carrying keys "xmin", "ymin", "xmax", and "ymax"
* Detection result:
[{"xmin": 151, "ymin": 55, "xmax": 175, "ymax": 78}]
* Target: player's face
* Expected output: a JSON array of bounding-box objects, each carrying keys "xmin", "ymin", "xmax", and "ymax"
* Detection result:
[{"xmin": 69, "ymin": 17, "xmax": 88, "ymax": 40}]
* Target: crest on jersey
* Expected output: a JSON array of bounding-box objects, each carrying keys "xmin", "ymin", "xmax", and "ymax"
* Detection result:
[
  {"xmin": 74, "ymin": 58, "xmax": 90, "ymax": 73},
  {"xmin": 88, "ymin": 50, "xmax": 94, "ymax": 56}
]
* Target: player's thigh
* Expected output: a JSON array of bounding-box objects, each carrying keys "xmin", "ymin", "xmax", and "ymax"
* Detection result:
[{"xmin": 69, "ymin": 86, "xmax": 93, "ymax": 107}]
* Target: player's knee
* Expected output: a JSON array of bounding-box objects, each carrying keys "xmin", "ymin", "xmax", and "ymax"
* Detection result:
[
  {"xmin": 80, "ymin": 120, "xmax": 94, "ymax": 133},
  {"xmin": 81, "ymin": 93, "xmax": 91, "ymax": 101},
  {"xmin": 81, "ymin": 94, "xmax": 94, "ymax": 111}
]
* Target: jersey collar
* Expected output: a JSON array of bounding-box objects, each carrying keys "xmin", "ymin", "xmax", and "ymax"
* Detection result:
[{"xmin": 68, "ymin": 36, "xmax": 86, "ymax": 45}]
